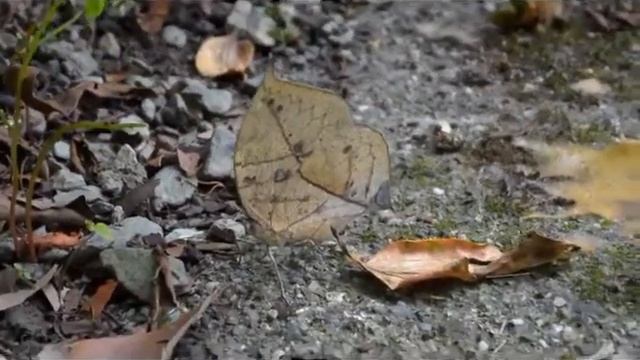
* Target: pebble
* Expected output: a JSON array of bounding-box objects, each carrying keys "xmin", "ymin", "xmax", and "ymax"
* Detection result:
[
  {"xmin": 181, "ymin": 81, "xmax": 233, "ymax": 115},
  {"xmin": 98, "ymin": 32, "xmax": 121, "ymax": 58},
  {"xmin": 511, "ymin": 318, "xmax": 525, "ymax": 326},
  {"xmin": 213, "ymin": 218, "xmax": 246, "ymax": 239},
  {"xmin": 50, "ymin": 168, "xmax": 85, "ymax": 191},
  {"xmin": 553, "ymin": 296, "xmax": 567, "ymax": 307},
  {"xmin": 140, "ymin": 98, "xmax": 156, "ymax": 121},
  {"xmin": 322, "ymin": 16, "xmax": 354, "ymax": 45},
  {"xmin": 203, "ymin": 125, "xmax": 236, "ymax": 178},
  {"xmin": 110, "ymin": 216, "xmax": 164, "ymax": 247},
  {"xmin": 165, "ymin": 228, "xmax": 205, "ymax": 243},
  {"xmin": 96, "ymin": 144, "xmax": 147, "ymax": 196},
  {"xmin": 162, "ymin": 25, "xmax": 187, "ymax": 48},
  {"xmin": 226, "ymin": 0, "xmax": 276, "ymax": 47},
  {"xmin": 562, "ymin": 326, "xmax": 578, "ymax": 343},
  {"xmin": 0, "ymin": 32, "xmax": 17, "ymax": 51},
  {"xmin": 117, "ymin": 114, "xmax": 150, "ymax": 141},
  {"xmin": 432, "ymin": 187, "xmax": 445, "ymax": 196},
  {"xmin": 43, "ymin": 41, "xmax": 98, "ymax": 76},
  {"xmin": 53, "ymin": 141, "xmax": 70, "ymax": 160},
  {"xmin": 477, "ymin": 340, "xmax": 489, "ymax": 352},
  {"xmin": 153, "ymin": 166, "xmax": 197, "ymax": 209}
]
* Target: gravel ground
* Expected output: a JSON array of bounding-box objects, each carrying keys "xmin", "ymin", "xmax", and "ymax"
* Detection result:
[{"xmin": 1, "ymin": 1, "xmax": 639, "ymax": 359}]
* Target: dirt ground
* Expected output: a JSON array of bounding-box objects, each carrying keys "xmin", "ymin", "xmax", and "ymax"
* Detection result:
[{"xmin": 0, "ymin": 1, "xmax": 639, "ymax": 359}]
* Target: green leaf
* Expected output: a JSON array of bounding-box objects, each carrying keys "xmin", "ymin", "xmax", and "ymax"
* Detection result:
[
  {"xmin": 85, "ymin": 220, "xmax": 113, "ymax": 240},
  {"xmin": 84, "ymin": 0, "xmax": 107, "ymax": 20}
]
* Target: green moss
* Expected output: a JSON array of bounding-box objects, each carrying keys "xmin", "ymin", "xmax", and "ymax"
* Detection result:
[
  {"xmin": 391, "ymin": 225, "xmax": 421, "ymax": 240},
  {"xmin": 574, "ymin": 244, "xmax": 640, "ymax": 312},
  {"xmin": 433, "ymin": 217, "xmax": 456, "ymax": 235},
  {"xmin": 572, "ymin": 123, "xmax": 612, "ymax": 144},
  {"xmin": 406, "ymin": 156, "xmax": 436, "ymax": 186},
  {"xmin": 359, "ymin": 227, "xmax": 378, "ymax": 243}
]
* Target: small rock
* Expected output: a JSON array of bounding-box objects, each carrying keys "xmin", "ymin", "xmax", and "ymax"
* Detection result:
[
  {"xmin": 117, "ymin": 114, "xmax": 150, "ymax": 143},
  {"xmin": 96, "ymin": 144, "xmax": 147, "ymax": 196},
  {"xmin": 165, "ymin": 228, "xmax": 205, "ymax": 243},
  {"xmin": 53, "ymin": 141, "xmax": 71, "ymax": 160},
  {"xmin": 308, "ymin": 280, "xmax": 322, "ymax": 294},
  {"xmin": 182, "ymin": 81, "xmax": 233, "ymax": 115},
  {"xmin": 212, "ymin": 218, "xmax": 246, "ymax": 239},
  {"xmin": 322, "ymin": 16, "xmax": 354, "ymax": 45},
  {"xmin": 100, "ymin": 248, "xmax": 188, "ymax": 303},
  {"xmin": 511, "ymin": 318, "xmax": 525, "ymax": 326},
  {"xmin": 50, "ymin": 168, "xmax": 86, "ymax": 191},
  {"xmin": 162, "ymin": 25, "xmax": 187, "ymax": 48},
  {"xmin": 127, "ymin": 75, "xmax": 156, "ymax": 89},
  {"xmin": 226, "ymin": 0, "xmax": 276, "ymax": 47},
  {"xmin": 562, "ymin": 326, "xmax": 579, "ymax": 343},
  {"xmin": 570, "ymin": 78, "xmax": 611, "ymax": 96},
  {"xmin": 377, "ymin": 209, "xmax": 397, "ymax": 223},
  {"xmin": 52, "ymin": 185, "xmax": 103, "ymax": 207},
  {"xmin": 153, "ymin": 166, "xmax": 197, "ymax": 209},
  {"xmin": 433, "ymin": 121, "xmax": 464, "ymax": 153},
  {"xmin": 477, "ymin": 341, "xmax": 489, "ymax": 352},
  {"xmin": 140, "ymin": 98, "xmax": 156, "ymax": 121},
  {"xmin": 98, "ymin": 32, "xmax": 121, "ymax": 58},
  {"xmin": 553, "ymin": 296, "xmax": 567, "ymax": 307},
  {"xmin": 109, "ymin": 216, "xmax": 163, "ymax": 247},
  {"xmin": 42, "ymin": 41, "xmax": 98, "ymax": 77},
  {"xmin": 432, "ymin": 187, "xmax": 445, "ymax": 196},
  {"xmin": 0, "ymin": 32, "xmax": 17, "ymax": 51},
  {"xmin": 160, "ymin": 94, "xmax": 195, "ymax": 129},
  {"xmin": 203, "ymin": 125, "xmax": 236, "ymax": 178}
]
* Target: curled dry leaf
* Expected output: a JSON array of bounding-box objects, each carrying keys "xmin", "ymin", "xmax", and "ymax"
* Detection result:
[
  {"xmin": 471, "ymin": 232, "xmax": 582, "ymax": 276},
  {"xmin": 88, "ymin": 279, "xmax": 118, "ymax": 320},
  {"xmin": 342, "ymin": 237, "xmax": 503, "ymax": 290},
  {"xmin": 177, "ymin": 147, "xmax": 202, "ymax": 177},
  {"xmin": 519, "ymin": 139, "xmax": 640, "ymax": 235},
  {"xmin": 234, "ymin": 67, "xmax": 391, "ymax": 243},
  {"xmin": 0, "ymin": 265, "xmax": 58, "ymax": 312},
  {"xmin": 343, "ymin": 232, "xmax": 585, "ymax": 290},
  {"xmin": 37, "ymin": 286, "xmax": 218, "ymax": 360},
  {"xmin": 195, "ymin": 34, "xmax": 255, "ymax": 78},
  {"xmin": 136, "ymin": 0, "xmax": 170, "ymax": 34}
]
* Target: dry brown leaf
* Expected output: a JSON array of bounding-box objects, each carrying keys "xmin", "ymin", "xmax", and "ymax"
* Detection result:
[
  {"xmin": 195, "ymin": 34, "xmax": 255, "ymax": 78},
  {"xmin": 343, "ymin": 238, "xmax": 503, "ymax": 290},
  {"xmin": 33, "ymin": 232, "xmax": 82, "ymax": 251},
  {"xmin": 177, "ymin": 147, "xmax": 201, "ymax": 177},
  {"xmin": 0, "ymin": 265, "xmax": 58, "ymax": 312},
  {"xmin": 89, "ymin": 279, "xmax": 118, "ymax": 320},
  {"xmin": 519, "ymin": 139, "xmax": 640, "ymax": 235},
  {"xmin": 471, "ymin": 232, "xmax": 581, "ymax": 276},
  {"xmin": 491, "ymin": 0, "xmax": 564, "ymax": 31},
  {"xmin": 37, "ymin": 286, "xmax": 217, "ymax": 360},
  {"xmin": 136, "ymin": 0, "xmax": 170, "ymax": 34},
  {"xmin": 234, "ymin": 66, "xmax": 391, "ymax": 244}
]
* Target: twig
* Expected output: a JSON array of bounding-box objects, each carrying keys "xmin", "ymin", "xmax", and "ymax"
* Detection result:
[
  {"xmin": 492, "ymin": 339, "xmax": 507, "ymax": 355},
  {"xmin": 268, "ymin": 246, "xmax": 290, "ymax": 306}
]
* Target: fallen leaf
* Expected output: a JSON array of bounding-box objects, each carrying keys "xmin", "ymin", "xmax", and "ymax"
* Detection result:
[
  {"xmin": 342, "ymin": 237, "xmax": 503, "ymax": 290},
  {"xmin": 88, "ymin": 279, "xmax": 117, "ymax": 320},
  {"xmin": 0, "ymin": 265, "xmax": 58, "ymax": 312},
  {"xmin": 37, "ymin": 286, "xmax": 218, "ymax": 360},
  {"xmin": 491, "ymin": 0, "xmax": 564, "ymax": 31},
  {"xmin": 234, "ymin": 66, "xmax": 391, "ymax": 243},
  {"xmin": 195, "ymin": 34, "xmax": 255, "ymax": 78},
  {"xmin": 136, "ymin": 0, "xmax": 170, "ymax": 34},
  {"xmin": 42, "ymin": 283, "xmax": 61, "ymax": 312},
  {"xmin": 519, "ymin": 139, "xmax": 640, "ymax": 235},
  {"xmin": 471, "ymin": 232, "xmax": 581, "ymax": 276},
  {"xmin": 33, "ymin": 232, "xmax": 82, "ymax": 251},
  {"xmin": 177, "ymin": 146, "xmax": 202, "ymax": 177}
]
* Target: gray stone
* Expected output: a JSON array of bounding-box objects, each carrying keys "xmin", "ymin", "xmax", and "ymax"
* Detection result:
[
  {"xmin": 100, "ymin": 248, "xmax": 188, "ymax": 303},
  {"xmin": 98, "ymin": 32, "xmax": 121, "ymax": 58},
  {"xmin": 127, "ymin": 75, "xmax": 156, "ymax": 89},
  {"xmin": 52, "ymin": 185, "xmax": 103, "ymax": 207},
  {"xmin": 42, "ymin": 41, "xmax": 98, "ymax": 76},
  {"xmin": 322, "ymin": 16, "xmax": 354, "ymax": 45},
  {"xmin": 52, "ymin": 141, "xmax": 71, "ymax": 160},
  {"xmin": 213, "ymin": 218, "xmax": 246, "ymax": 239},
  {"xmin": 50, "ymin": 168, "xmax": 85, "ymax": 191},
  {"xmin": 141, "ymin": 98, "xmax": 156, "ymax": 121},
  {"xmin": 0, "ymin": 32, "xmax": 17, "ymax": 51},
  {"xmin": 182, "ymin": 82, "xmax": 233, "ymax": 114},
  {"xmin": 110, "ymin": 216, "xmax": 164, "ymax": 247},
  {"xmin": 553, "ymin": 296, "xmax": 567, "ymax": 307},
  {"xmin": 165, "ymin": 228, "xmax": 205, "ymax": 243},
  {"xmin": 118, "ymin": 114, "xmax": 150, "ymax": 140},
  {"xmin": 562, "ymin": 326, "xmax": 579, "ymax": 343},
  {"xmin": 162, "ymin": 25, "xmax": 187, "ymax": 48},
  {"xmin": 153, "ymin": 166, "xmax": 196, "ymax": 209},
  {"xmin": 226, "ymin": 0, "xmax": 276, "ymax": 47},
  {"xmin": 203, "ymin": 125, "xmax": 236, "ymax": 179},
  {"xmin": 96, "ymin": 144, "xmax": 147, "ymax": 196}
]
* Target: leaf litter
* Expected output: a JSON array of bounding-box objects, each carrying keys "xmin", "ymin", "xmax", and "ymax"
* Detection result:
[{"xmin": 338, "ymin": 231, "xmax": 584, "ymax": 290}]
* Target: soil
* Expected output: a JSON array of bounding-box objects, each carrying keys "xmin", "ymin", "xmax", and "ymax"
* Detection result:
[{"xmin": 0, "ymin": 1, "xmax": 639, "ymax": 360}]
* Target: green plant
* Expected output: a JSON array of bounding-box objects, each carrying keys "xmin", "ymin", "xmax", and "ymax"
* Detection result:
[{"xmin": 2, "ymin": 0, "xmax": 139, "ymax": 260}]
